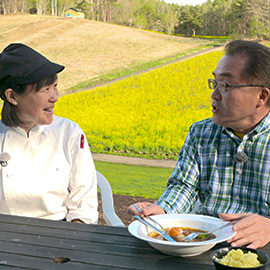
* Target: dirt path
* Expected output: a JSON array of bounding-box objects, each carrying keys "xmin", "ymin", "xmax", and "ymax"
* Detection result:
[{"xmin": 92, "ymin": 153, "xmax": 176, "ymax": 168}]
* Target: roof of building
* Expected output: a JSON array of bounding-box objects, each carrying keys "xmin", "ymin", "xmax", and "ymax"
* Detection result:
[{"xmin": 65, "ymin": 7, "xmax": 84, "ymax": 13}]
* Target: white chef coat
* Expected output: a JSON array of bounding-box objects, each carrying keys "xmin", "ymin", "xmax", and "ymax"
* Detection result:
[{"xmin": 0, "ymin": 115, "xmax": 98, "ymax": 224}]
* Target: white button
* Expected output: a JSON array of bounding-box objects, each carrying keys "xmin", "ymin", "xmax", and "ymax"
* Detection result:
[
  {"xmin": 42, "ymin": 129, "xmax": 50, "ymax": 136},
  {"xmin": 235, "ymin": 196, "xmax": 240, "ymax": 199},
  {"xmin": 7, "ymin": 133, "xmax": 12, "ymax": 139}
]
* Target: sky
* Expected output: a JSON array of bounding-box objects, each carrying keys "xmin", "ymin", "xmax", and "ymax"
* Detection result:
[{"xmin": 164, "ymin": 0, "xmax": 207, "ymax": 5}]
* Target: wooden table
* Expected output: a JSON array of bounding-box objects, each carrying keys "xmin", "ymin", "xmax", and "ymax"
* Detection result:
[{"xmin": 0, "ymin": 214, "xmax": 269, "ymax": 269}]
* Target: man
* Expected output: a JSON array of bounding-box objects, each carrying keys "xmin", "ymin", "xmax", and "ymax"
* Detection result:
[{"xmin": 128, "ymin": 40, "xmax": 270, "ymax": 249}]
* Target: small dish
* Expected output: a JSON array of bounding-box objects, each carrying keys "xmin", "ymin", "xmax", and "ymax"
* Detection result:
[{"xmin": 211, "ymin": 247, "xmax": 269, "ymax": 270}]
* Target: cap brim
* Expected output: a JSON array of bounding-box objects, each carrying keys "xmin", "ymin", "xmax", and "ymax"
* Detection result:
[{"xmin": 16, "ymin": 61, "xmax": 65, "ymax": 85}]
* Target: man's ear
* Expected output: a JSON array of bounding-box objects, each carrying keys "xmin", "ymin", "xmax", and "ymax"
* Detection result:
[
  {"xmin": 258, "ymin": 87, "xmax": 270, "ymax": 107},
  {"xmin": 4, "ymin": 89, "xmax": 18, "ymax": 105}
]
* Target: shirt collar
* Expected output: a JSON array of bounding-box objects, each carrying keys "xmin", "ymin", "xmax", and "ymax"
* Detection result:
[
  {"xmin": 8, "ymin": 124, "xmax": 46, "ymax": 137},
  {"xmin": 221, "ymin": 112, "xmax": 270, "ymax": 141},
  {"xmin": 252, "ymin": 112, "xmax": 270, "ymax": 134}
]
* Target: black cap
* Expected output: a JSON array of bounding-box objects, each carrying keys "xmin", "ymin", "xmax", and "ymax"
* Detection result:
[{"xmin": 0, "ymin": 43, "xmax": 65, "ymax": 96}]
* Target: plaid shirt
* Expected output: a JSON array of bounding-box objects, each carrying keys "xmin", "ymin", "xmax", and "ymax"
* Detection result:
[{"xmin": 157, "ymin": 113, "xmax": 270, "ymax": 217}]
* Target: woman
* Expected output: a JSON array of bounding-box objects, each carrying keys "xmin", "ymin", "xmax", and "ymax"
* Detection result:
[{"xmin": 0, "ymin": 43, "xmax": 98, "ymax": 224}]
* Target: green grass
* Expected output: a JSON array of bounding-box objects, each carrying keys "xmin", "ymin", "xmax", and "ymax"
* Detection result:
[{"xmin": 94, "ymin": 161, "xmax": 173, "ymax": 199}]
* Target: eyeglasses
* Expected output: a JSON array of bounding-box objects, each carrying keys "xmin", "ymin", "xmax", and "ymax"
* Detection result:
[{"xmin": 208, "ymin": 78, "xmax": 266, "ymax": 93}]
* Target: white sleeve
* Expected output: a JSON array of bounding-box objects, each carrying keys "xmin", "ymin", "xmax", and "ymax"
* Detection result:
[{"xmin": 65, "ymin": 129, "xmax": 98, "ymax": 224}]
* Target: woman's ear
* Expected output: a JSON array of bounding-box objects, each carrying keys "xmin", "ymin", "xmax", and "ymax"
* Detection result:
[{"xmin": 4, "ymin": 89, "xmax": 18, "ymax": 105}]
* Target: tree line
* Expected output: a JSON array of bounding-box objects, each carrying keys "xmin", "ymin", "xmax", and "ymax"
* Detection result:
[{"xmin": 1, "ymin": 0, "xmax": 270, "ymax": 39}]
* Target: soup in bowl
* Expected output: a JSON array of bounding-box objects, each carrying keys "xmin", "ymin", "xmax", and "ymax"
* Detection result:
[
  {"xmin": 128, "ymin": 214, "xmax": 236, "ymax": 257},
  {"xmin": 148, "ymin": 226, "xmax": 216, "ymax": 242}
]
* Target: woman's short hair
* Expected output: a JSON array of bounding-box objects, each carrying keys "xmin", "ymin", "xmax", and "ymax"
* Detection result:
[{"xmin": 1, "ymin": 73, "xmax": 57, "ymax": 127}]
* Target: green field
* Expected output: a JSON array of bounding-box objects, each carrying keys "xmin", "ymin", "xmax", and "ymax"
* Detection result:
[{"xmin": 95, "ymin": 161, "xmax": 173, "ymax": 199}]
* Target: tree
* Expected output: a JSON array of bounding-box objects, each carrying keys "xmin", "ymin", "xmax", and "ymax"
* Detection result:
[
  {"xmin": 51, "ymin": 0, "xmax": 57, "ymax": 15},
  {"xmin": 162, "ymin": 8, "xmax": 178, "ymax": 34},
  {"xmin": 175, "ymin": 5, "xmax": 202, "ymax": 36},
  {"xmin": 0, "ymin": 0, "xmax": 25, "ymax": 14},
  {"xmin": 246, "ymin": 0, "xmax": 270, "ymax": 39},
  {"xmin": 4, "ymin": 0, "xmax": 270, "ymax": 39}
]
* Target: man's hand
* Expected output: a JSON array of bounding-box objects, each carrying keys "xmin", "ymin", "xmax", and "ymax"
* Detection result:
[
  {"xmin": 220, "ymin": 213, "xmax": 270, "ymax": 249},
  {"xmin": 127, "ymin": 202, "xmax": 165, "ymax": 217}
]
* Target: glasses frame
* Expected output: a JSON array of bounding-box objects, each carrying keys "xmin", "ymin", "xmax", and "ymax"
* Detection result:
[{"xmin": 208, "ymin": 78, "xmax": 266, "ymax": 93}]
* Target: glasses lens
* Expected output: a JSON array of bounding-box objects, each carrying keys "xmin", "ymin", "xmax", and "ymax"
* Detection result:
[
  {"xmin": 218, "ymin": 81, "xmax": 227, "ymax": 92},
  {"xmin": 208, "ymin": 79, "xmax": 216, "ymax": 90},
  {"xmin": 208, "ymin": 79, "xmax": 227, "ymax": 92}
]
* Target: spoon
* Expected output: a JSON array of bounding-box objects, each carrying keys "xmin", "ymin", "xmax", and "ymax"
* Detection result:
[
  {"xmin": 133, "ymin": 204, "xmax": 176, "ymax": 242},
  {"xmin": 182, "ymin": 220, "xmax": 236, "ymax": 242},
  {"xmin": 133, "ymin": 204, "xmax": 166, "ymax": 232},
  {"xmin": 134, "ymin": 215, "xmax": 176, "ymax": 242}
]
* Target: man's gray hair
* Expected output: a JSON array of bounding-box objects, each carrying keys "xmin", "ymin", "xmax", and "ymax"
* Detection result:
[{"xmin": 225, "ymin": 40, "xmax": 270, "ymax": 105}]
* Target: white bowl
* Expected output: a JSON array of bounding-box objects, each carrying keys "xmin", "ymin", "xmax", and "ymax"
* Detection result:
[{"xmin": 128, "ymin": 214, "xmax": 236, "ymax": 257}]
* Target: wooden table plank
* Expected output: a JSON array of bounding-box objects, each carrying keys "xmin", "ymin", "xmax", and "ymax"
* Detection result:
[
  {"xmin": 0, "ymin": 252, "xmax": 124, "ymax": 270},
  {"xmin": 0, "ymin": 247, "xmax": 216, "ymax": 270},
  {"xmin": 0, "ymin": 227, "xmax": 150, "ymax": 257},
  {"xmin": 0, "ymin": 214, "xmax": 126, "ymax": 235},
  {"xmin": 0, "ymin": 219, "xmax": 126, "ymax": 237},
  {"xmin": 0, "ymin": 223, "xmax": 139, "ymax": 247},
  {"xmin": 0, "ymin": 231, "xmax": 216, "ymax": 268},
  {"xmin": 0, "ymin": 231, "xmax": 159, "ymax": 257},
  {"xmin": 0, "ymin": 232, "xmax": 216, "ymax": 269}
]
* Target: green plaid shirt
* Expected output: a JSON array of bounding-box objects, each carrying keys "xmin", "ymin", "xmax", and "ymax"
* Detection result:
[{"xmin": 157, "ymin": 113, "xmax": 270, "ymax": 217}]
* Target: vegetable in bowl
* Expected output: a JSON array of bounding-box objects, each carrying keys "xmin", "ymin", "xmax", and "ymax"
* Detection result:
[
  {"xmin": 217, "ymin": 249, "xmax": 261, "ymax": 267},
  {"xmin": 148, "ymin": 226, "xmax": 216, "ymax": 242},
  {"xmin": 211, "ymin": 247, "xmax": 269, "ymax": 270}
]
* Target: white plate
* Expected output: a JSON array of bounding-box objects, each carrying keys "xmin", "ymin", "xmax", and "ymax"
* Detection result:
[{"xmin": 128, "ymin": 213, "xmax": 236, "ymax": 257}]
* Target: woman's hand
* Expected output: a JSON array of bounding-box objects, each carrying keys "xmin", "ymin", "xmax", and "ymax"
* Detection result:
[
  {"xmin": 127, "ymin": 202, "xmax": 165, "ymax": 217},
  {"xmin": 220, "ymin": 213, "xmax": 270, "ymax": 249},
  {"xmin": 71, "ymin": 219, "xmax": 85, "ymax": 223}
]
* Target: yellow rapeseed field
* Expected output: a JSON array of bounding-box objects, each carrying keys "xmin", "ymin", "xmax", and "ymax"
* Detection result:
[{"xmin": 55, "ymin": 50, "xmax": 223, "ymax": 159}]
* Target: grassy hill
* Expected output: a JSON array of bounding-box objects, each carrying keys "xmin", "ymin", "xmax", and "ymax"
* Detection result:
[{"xmin": 0, "ymin": 14, "xmax": 222, "ymax": 94}]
